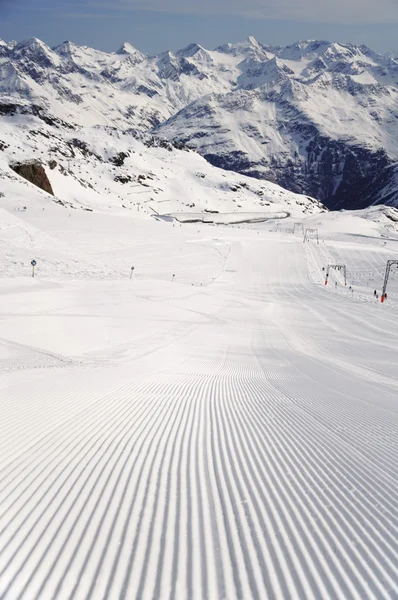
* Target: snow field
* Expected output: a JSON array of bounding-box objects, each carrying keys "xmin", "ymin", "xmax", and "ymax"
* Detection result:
[
  {"xmin": 0, "ymin": 116, "xmax": 323, "ymax": 224},
  {"xmin": 302, "ymin": 229, "xmax": 398, "ymax": 305},
  {"xmin": 1, "ymin": 208, "xmax": 398, "ymax": 599}
]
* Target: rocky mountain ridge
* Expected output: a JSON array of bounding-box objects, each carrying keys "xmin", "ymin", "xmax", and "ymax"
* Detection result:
[{"xmin": 1, "ymin": 36, "xmax": 398, "ymax": 209}]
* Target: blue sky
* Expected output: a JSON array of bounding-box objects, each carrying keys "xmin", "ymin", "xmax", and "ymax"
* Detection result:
[{"xmin": 1, "ymin": 0, "xmax": 398, "ymax": 54}]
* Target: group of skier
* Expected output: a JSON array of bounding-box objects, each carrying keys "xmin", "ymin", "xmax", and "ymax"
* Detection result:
[
  {"xmin": 323, "ymin": 267, "xmax": 388, "ymax": 300},
  {"xmin": 374, "ymin": 290, "xmax": 387, "ymax": 300}
]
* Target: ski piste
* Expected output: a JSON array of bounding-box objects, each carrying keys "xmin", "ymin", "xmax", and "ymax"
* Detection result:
[{"xmin": 1, "ymin": 197, "xmax": 398, "ymax": 599}]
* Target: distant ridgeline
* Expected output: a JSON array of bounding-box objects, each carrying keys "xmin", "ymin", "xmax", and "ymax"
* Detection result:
[{"xmin": 1, "ymin": 36, "xmax": 398, "ymax": 209}]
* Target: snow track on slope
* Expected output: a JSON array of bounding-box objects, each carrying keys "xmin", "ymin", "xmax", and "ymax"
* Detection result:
[{"xmin": 1, "ymin": 234, "xmax": 398, "ymax": 600}]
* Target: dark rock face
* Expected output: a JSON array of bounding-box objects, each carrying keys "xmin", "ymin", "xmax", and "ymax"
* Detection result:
[
  {"xmin": 159, "ymin": 86, "xmax": 398, "ymax": 210},
  {"xmin": 114, "ymin": 174, "xmax": 132, "ymax": 184},
  {"xmin": 204, "ymin": 140, "xmax": 395, "ymax": 210},
  {"xmin": 10, "ymin": 162, "xmax": 54, "ymax": 195},
  {"xmin": 264, "ymin": 141, "xmax": 392, "ymax": 210},
  {"xmin": 110, "ymin": 152, "xmax": 129, "ymax": 167},
  {"xmin": 0, "ymin": 102, "xmax": 74, "ymax": 129}
]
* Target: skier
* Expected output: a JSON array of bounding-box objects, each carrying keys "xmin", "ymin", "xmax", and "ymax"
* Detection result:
[{"xmin": 374, "ymin": 290, "xmax": 377, "ymax": 297}]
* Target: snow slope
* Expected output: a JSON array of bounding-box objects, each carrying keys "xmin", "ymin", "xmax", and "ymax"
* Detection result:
[
  {"xmin": 1, "ymin": 182, "xmax": 398, "ymax": 598},
  {"xmin": 2, "ymin": 36, "xmax": 398, "ymax": 208},
  {"xmin": 0, "ymin": 112, "xmax": 325, "ymax": 227}
]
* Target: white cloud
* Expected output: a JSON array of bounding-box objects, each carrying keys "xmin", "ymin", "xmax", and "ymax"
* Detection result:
[{"xmin": 96, "ymin": 0, "xmax": 398, "ymax": 24}]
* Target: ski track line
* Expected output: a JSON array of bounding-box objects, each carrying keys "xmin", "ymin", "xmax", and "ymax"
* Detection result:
[
  {"xmin": 272, "ymin": 268, "xmax": 398, "ymax": 485},
  {"xmin": 228, "ymin": 370, "xmax": 361, "ymax": 600},
  {"xmin": 2, "ymin": 236, "xmax": 398, "ymax": 599},
  {"xmin": 0, "ymin": 377, "xmax": 164, "ymax": 522},
  {"xmin": 229, "ymin": 380, "xmax": 360, "ymax": 600},
  {"xmin": 27, "ymin": 376, "xmax": 193, "ymax": 599},
  {"xmin": 277, "ymin": 254, "xmax": 398, "ymax": 392},
  {"xmin": 278, "ymin": 286, "xmax": 398, "ymax": 416},
  {"xmin": 255, "ymin": 312, "xmax": 398, "ymax": 500},
  {"xmin": 249, "ymin": 344, "xmax": 394, "ymax": 596},
  {"xmin": 254, "ymin": 321, "xmax": 398, "ymax": 518},
  {"xmin": 0, "ymin": 378, "xmax": 174, "ymax": 595},
  {"xmin": 288, "ymin": 280, "xmax": 398, "ymax": 366}
]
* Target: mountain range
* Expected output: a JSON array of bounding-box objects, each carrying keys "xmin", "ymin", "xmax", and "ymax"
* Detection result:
[{"xmin": 1, "ymin": 36, "xmax": 398, "ymax": 210}]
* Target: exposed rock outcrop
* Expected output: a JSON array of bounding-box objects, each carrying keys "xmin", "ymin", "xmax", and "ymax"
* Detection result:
[{"xmin": 10, "ymin": 161, "xmax": 54, "ymax": 195}]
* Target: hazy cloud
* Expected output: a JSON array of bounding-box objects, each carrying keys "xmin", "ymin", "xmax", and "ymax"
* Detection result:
[
  {"xmin": 9, "ymin": 0, "xmax": 398, "ymax": 24},
  {"xmin": 2, "ymin": 0, "xmax": 398, "ymax": 55},
  {"xmin": 81, "ymin": 0, "xmax": 398, "ymax": 23}
]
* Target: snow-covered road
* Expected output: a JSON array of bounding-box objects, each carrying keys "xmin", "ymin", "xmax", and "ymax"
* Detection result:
[{"xmin": 1, "ymin": 232, "xmax": 398, "ymax": 600}]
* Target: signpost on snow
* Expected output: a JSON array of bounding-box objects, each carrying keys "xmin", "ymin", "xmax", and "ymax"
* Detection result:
[
  {"xmin": 130, "ymin": 266, "xmax": 135, "ymax": 279},
  {"xmin": 303, "ymin": 228, "xmax": 319, "ymax": 244},
  {"xmin": 325, "ymin": 264, "xmax": 347, "ymax": 286},
  {"xmin": 31, "ymin": 259, "xmax": 37, "ymax": 278},
  {"xmin": 381, "ymin": 260, "xmax": 398, "ymax": 302}
]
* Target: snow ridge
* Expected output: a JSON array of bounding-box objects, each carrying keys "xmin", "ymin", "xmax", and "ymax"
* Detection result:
[{"xmin": 1, "ymin": 36, "xmax": 398, "ymax": 208}]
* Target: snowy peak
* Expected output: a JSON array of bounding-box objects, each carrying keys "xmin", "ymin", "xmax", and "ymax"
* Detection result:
[
  {"xmin": 14, "ymin": 37, "xmax": 61, "ymax": 69},
  {"xmin": 276, "ymin": 40, "xmax": 331, "ymax": 61},
  {"xmin": 176, "ymin": 43, "xmax": 205, "ymax": 58},
  {"xmin": 14, "ymin": 37, "xmax": 47, "ymax": 52},
  {"xmin": 116, "ymin": 42, "xmax": 140, "ymax": 55},
  {"xmin": 52, "ymin": 40, "xmax": 78, "ymax": 58},
  {"xmin": 115, "ymin": 42, "xmax": 146, "ymax": 65},
  {"xmin": 215, "ymin": 36, "xmax": 270, "ymax": 61},
  {"xmin": 2, "ymin": 36, "xmax": 398, "ymax": 209},
  {"xmin": 176, "ymin": 43, "xmax": 213, "ymax": 66},
  {"xmin": 52, "ymin": 40, "xmax": 112, "ymax": 73},
  {"xmin": 247, "ymin": 36, "xmax": 261, "ymax": 48},
  {"xmin": 155, "ymin": 48, "xmax": 210, "ymax": 81},
  {"xmin": 0, "ymin": 39, "xmax": 14, "ymax": 57}
]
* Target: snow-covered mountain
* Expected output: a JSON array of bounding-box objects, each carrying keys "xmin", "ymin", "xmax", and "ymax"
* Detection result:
[
  {"xmin": 0, "ymin": 112, "xmax": 325, "ymax": 229},
  {"xmin": 1, "ymin": 36, "xmax": 398, "ymax": 209}
]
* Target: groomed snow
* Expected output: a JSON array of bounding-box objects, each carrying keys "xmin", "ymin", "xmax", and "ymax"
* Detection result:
[{"xmin": 1, "ymin": 190, "xmax": 398, "ymax": 599}]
